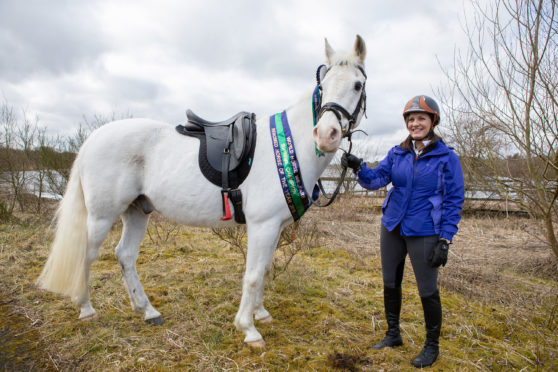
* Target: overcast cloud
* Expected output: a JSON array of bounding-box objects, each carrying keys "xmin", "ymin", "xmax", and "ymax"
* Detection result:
[{"xmin": 0, "ymin": 0, "xmax": 475, "ymax": 156}]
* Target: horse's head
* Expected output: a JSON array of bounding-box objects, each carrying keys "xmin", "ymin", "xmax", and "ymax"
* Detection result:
[{"xmin": 312, "ymin": 35, "xmax": 367, "ymax": 153}]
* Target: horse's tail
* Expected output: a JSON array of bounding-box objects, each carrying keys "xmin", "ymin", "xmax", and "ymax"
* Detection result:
[{"xmin": 37, "ymin": 161, "xmax": 89, "ymax": 301}]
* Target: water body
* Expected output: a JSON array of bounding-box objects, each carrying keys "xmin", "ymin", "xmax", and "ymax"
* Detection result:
[{"xmin": 1, "ymin": 171, "xmax": 65, "ymax": 200}]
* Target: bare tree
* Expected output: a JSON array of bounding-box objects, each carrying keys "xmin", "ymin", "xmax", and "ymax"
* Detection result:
[
  {"xmin": 33, "ymin": 126, "xmax": 48, "ymax": 212},
  {"xmin": 48, "ymin": 111, "xmax": 134, "ymax": 197},
  {"xmin": 68, "ymin": 112, "xmax": 133, "ymax": 152},
  {"xmin": 438, "ymin": 0, "xmax": 558, "ymax": 257},
  {"xmin": 0, "ymin": 102, "xmax": 37, "ymax": 212},
  {"xmin": 37, "ymin": 135, "xmax": 75, "ymax": 198}
]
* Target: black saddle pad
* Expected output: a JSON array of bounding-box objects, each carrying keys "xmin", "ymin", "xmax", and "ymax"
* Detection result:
[{"xmin": 175, "ymin": 121, "xmax": 257, "ymax": 189}]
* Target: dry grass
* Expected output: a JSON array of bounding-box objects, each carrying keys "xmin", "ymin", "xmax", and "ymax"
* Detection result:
[{"xmin": 0, "ymin": 196, "xmax": 557, "ymax": 371}]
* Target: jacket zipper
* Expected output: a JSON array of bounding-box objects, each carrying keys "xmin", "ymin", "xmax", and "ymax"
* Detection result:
[{"xmin": 401, "ymin": 152, "xmax": 418, "ymax": 237}]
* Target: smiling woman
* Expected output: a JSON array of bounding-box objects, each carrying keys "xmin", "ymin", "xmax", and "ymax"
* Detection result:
[
  {"xmin": 341, "ymin": 94, "xmax": 465, "ymax": 368},
  {"xmin": 400, "ymin": 94, "xmax": 440, "ymax": 154},
  {"xmin": 406, "ymin": 112, "xmax": 433, "ymax": 143}
]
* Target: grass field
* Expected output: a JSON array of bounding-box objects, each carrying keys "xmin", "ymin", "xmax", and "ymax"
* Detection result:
[{"xmin": 0, "ymin": 196, "xmax": 557, "ymax": 371}]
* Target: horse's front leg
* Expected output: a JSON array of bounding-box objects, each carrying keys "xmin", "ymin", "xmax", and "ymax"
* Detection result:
[
  {"xmin": 253, "ymin": 261, "xmax": 273, "ymax": 323},
  {"xmin": 234, "ymin": 220, "xmax": 281, "ymax": 347}
]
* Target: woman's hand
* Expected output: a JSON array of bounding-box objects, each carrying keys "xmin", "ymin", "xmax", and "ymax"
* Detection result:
[
  {"xmin": 341, "ymin": 153, "xmax": 363, "ymax": 172},
  {"xmin": 428, "ymin": 239, "xmax": 449, "ymax": 267}
]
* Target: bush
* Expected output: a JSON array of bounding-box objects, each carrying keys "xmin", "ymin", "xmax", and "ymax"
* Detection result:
[
  {"xmin": 0, "ymin": 200, "xmax": 11, "ymax": 222},
  {"xmin": 211, "ymin": 219, "xmax": 321, "ymax": 280}
]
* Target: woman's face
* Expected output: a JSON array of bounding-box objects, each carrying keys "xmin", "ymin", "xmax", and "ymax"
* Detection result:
[{"xmin": 406, "ymin": 112, "xmax": 433, "ymax": 140}]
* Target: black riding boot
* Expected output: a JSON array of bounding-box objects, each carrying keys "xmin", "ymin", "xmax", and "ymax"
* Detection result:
[
  {"xmin": 373, "ymin": 286, "xmax": 403, "ymax": 349},
  {"xmin": 412, "ymin": 290, "xmax": 442, "ymax": 368}
]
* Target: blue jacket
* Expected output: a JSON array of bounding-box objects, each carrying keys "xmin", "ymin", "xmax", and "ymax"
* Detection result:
[{"xmin": 356, "ymin": 140, "xmax": 464, "ymax": 241}]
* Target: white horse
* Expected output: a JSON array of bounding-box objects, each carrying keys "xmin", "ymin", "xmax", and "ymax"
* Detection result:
[{"xmin": 37, "ymin": 35, "xmax": 367, "ymax": 347}]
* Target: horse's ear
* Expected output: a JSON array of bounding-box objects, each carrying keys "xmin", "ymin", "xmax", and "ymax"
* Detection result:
[
  {"xmin": 353, "ymin": 34, "xmax": 366, "ymax": 64},
  {"xmin": 325, "ymin": 38, "xmax": 335, "ymax": 65}
]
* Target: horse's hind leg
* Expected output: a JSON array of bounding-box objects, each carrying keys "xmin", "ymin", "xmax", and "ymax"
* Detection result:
[
  {"xmin": 116, "ymin": 205, "xmax": 163, "ymax": 324},
  {"xmin": 77, "ymin": 216, "xmax": 114, "ymax": 320}
]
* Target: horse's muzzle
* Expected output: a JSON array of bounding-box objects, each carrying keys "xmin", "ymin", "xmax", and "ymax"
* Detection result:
[{"xmin": 312, "ymin": 118, "xmax": 342, "ymax": 153}]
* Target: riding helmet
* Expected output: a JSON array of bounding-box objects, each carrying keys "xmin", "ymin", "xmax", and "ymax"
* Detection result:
[{"xmin": 403, "ymin": 95, "xmax": 440, "ymax": 125}]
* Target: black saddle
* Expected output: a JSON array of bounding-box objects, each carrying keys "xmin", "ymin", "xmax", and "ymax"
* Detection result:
[
  {"xmin": 176, "ymin": 110, "xmax": 257, "ymax": 223},
  {"xmin": 182, "ymin": 109, "xmax": 254, "ymax": 171}
]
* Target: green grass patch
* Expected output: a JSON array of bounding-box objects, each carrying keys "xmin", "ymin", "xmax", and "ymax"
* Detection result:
[{"xmin": 0, "ymin": 203, "xmax": 556, "ymax": 370}]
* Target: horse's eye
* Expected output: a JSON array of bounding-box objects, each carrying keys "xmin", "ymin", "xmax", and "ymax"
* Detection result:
[{"xmin": 354, "ymin": 81, "xmax": 363, "ymax": 91}]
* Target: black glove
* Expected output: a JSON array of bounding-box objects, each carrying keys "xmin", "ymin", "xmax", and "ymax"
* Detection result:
[
  {"xmin": 341, "ymin": 153, "xmax": 363, "ymax": 172},
  {"xmin": 428, "ymin": 239, "xmax": 449, "ymax": 268}
]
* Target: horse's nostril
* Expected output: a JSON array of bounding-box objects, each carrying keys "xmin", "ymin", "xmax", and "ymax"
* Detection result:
[{"xmin": 329, "ymin": 128, "xmax": 338, "ymax": 141}]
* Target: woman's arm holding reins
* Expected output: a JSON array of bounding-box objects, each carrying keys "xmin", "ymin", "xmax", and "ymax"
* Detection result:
[{"xmin": 355, "ymin": 148, "xmax": 394, "ymax": 191}]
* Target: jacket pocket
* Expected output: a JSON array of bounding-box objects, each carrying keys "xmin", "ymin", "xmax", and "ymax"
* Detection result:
[
  {"xmin": 382, "ymin": 188, "xmax": 394, "ymax": 213},
  {"xmin": 428, "ymin": 195, "xmax": 442, "ymax": 233}
]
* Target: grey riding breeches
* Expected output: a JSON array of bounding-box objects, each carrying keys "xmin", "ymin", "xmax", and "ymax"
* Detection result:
[{"xmin": 380, "ymin": 223, "xmax": 439, "ymax": 297}]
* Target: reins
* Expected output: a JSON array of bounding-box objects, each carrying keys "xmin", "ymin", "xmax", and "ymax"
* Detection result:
[
  {"xmin": 310, "ymin": 137, "xmax": 353, "ymax": 208},
  {"xmin": 310, "ymin": 64, "xmax": 367, "ymax": 207}
]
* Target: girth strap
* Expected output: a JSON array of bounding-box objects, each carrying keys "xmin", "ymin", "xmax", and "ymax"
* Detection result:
[{"xmin": 228, "ymin": 189, "xmax": 245, "ymax": 223}]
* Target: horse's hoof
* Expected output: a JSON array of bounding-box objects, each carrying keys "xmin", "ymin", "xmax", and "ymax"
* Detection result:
[
  {"xmin": 145, "ymin": 316, "xmax": 164, "ymax": 325},
  {"xmin": 257, "ymin": 315, "xmax": 273, "ymax": 323},
  {"xmin": 246, "ymin": 339, "xmax": 266, "ymax": 348},
  {"xmin": 79, "ymin": 313, "xmax": 99, "ymax": 321}
]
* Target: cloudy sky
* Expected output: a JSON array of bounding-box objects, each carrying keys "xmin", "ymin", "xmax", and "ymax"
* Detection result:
[{"xmin": 0, "ymin": 0, "xmax": 475, "ymax": 156}]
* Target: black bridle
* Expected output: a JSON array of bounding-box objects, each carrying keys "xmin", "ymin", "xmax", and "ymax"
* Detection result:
[
  {"xmin": 310, "ymin": 64, "xmax": 368, "ymax": 207},
  {"xmin": 315, "ymin": 64, "xmax": 367, "ymax": 138}
]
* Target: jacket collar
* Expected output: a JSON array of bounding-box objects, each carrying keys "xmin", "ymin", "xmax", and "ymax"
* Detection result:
[{"xmin": 394, "ymin": 139, "xmax": 450, "ymax": 157}]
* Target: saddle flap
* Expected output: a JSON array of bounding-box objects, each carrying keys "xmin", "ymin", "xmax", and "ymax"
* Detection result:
[{"xmin": 205, "ymin": 125, "xmax": 231, "ymax": 170}]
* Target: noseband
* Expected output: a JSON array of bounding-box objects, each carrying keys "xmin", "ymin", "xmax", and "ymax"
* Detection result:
[{"xmin": 314, "ymin": 64, "xmax": 367, "ymax": 137}]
